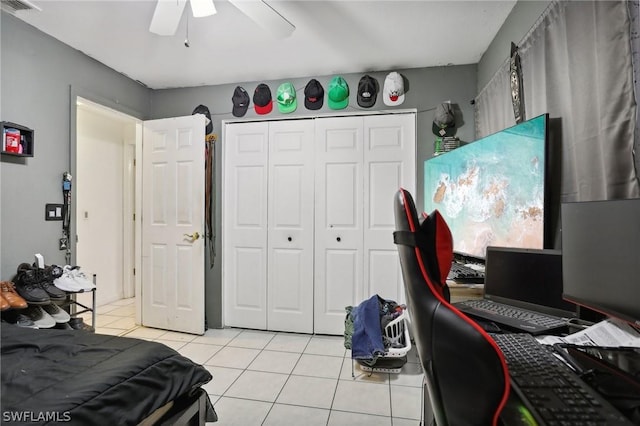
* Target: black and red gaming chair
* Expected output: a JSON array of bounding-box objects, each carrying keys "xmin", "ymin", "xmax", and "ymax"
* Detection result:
[{"xmin": 393, "ymin": 188, "xmax": 510, "ymax": 426}]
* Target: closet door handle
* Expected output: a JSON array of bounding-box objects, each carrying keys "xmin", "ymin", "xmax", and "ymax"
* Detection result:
[
  {"xmin": 183, "ymin": 231, "xmax": 200, "ymax": 241},
  {"xmin": 287, "ymin": 236, "xmax": 292, "ymax": 242},
  {"xmin": 336, "ymin": 237, "xmax": 341, "ymax": 242}
]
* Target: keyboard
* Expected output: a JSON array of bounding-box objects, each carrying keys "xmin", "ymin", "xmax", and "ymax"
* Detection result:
[
  {"xmin": 448, "ymin": 261, "xmax": 484, "ymax": 283},
  {"xmin": 455, "ymin": 299, "xmax": 567, "ymax": 334},
  {"xmin": 491, "ymin": 333, "xmax": 633, "ymax": 425}
]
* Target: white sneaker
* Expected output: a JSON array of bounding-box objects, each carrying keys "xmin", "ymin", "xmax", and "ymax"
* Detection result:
[
  {"xmin": 67, "ymin": 266, "xmax": 96, "ymax": 291},
  {"xmin": 54, "ymin": 265, "xmax": 84, "ymax": 292},
  {"xmin": 41, "ymin": 303, "xmax": 71, "ymax": 323}
]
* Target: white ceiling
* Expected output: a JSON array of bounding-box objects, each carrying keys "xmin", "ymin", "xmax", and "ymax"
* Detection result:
[{"xmin": 12, "ymin": 0, "xmax": 517, "ymax": 90}]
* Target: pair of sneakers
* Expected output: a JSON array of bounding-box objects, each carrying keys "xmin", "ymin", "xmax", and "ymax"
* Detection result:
[
  {"xmin": 54, "ymin": 265, "xmax": 96, "ymax": 292},
  {"xmin": 22, "ymin": 304, "xmax": 60, "ymax": 328},
  {"xmin": 14, "ymin": 263, "xmax": 68, "ymax": 304},
  {"xmin": 3, "ymin": 303, "xmax": 70, "ymax": 329}
]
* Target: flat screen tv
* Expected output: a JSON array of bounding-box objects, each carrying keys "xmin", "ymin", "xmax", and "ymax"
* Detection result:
[{"xmin": 424, "ymin": 113, "xmax": 549, "ymax": 260}]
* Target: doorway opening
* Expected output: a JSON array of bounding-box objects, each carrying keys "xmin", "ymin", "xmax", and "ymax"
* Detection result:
[{"xmin": 74, "ymin": 97, "xmax": 140, "ymax": 318}]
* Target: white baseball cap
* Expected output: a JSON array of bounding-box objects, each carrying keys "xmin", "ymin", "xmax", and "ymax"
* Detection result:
[{"xmin": 383, "ymin": 72, "xmax": 405, "ymax": 106}]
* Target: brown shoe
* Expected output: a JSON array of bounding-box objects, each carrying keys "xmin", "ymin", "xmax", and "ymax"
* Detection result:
[
  {"xmin": 0, "ymin": 294, "xmax": 9, "ymax": 311},
  {"xmin": 1, "ymin": 281, "xmax": 28, "ymax": 309}
]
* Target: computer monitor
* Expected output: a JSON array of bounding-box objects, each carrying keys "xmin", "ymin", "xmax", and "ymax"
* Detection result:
[
  {"xmin": 424, "ymin": 113, "xmax": 550, "ymax": 260},
  {"xmin": 484, "ymin": 246, "xmax": 576, "ymax": 318},
  {"xmin": 561, "ymin": 199, "xmax": 640, "ymax": 327}
]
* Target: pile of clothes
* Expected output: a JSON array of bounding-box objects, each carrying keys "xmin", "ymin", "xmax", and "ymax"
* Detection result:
[{"xmin": 344, "ymin": 294, "xmax": 406, "ymax": 368}]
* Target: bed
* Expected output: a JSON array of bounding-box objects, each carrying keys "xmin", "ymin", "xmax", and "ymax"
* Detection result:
[{"xmin": 0, "ymin": 323, "xmax": 217, "ymax": 425}]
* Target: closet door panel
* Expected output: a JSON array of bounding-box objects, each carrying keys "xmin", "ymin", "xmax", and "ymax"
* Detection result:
[
  {"xmin": 223, "ymin": 122, "xmax": 269, "ymax": 329},
  {"xmin": 366, "ymin": 161, "xmax": 404, "ymax": 301},
  {"xmin": 233, "ymin": 247, "xmax": 266, "ymax": 308},
  {"xmin": 267, "ymin": 120, "xmax": 314, "ymax": 333},
  {"xmin": 363, "ymin": 114, "xmax": 416, "ymax": 305},
  {"xmin": 324, "ymin": 249, "xmax": 360, "ymax": 312},
  {"xmin": 314, "ymin": 117, "xmax": 364, "ymax": 335}
]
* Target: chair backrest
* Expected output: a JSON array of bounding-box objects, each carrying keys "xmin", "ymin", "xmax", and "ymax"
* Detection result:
[{"xmin": 393, "ymin": 188, "xmax": 510, "ymax": 426}]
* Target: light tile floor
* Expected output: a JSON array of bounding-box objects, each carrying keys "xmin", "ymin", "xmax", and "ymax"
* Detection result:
[{"xmin": 85, "ymin": 298, "xmax": 425, "ymax": 426}]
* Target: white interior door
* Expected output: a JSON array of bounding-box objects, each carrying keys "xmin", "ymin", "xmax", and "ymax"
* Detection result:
[
  {"xmin": 223, "ymin": 122, "xmax": 269, "ymax": 329},
  {"xmin": 314, "ymin": 117, "xmax": 364, "ymax": 335},
  {"xmin": 141, "ymin": 114, "xmax": 205, "ymax": 335},
  {"xmin": 267, "ymin": 120, "xmax": 314, "ymax": 333},
  {"xmin": 363, "ymin": 114, "xmax": 416, "ymax": 305}
]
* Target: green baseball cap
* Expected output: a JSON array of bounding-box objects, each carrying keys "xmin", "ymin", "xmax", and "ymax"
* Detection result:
[
  {"xmin": 327, "ymin": 76, "xmax": 349, "ymax": 110},
  {"xmin": 276, "ymin": 82, "xmax": 297, "ymax": 114}
]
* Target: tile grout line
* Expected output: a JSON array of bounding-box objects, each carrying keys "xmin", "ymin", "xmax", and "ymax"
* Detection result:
[
  {"xmin": 215, "ymin": 328, "xmax": 280, "ymax": 422},
  {"xmin": 259, "ymin": 332, "xmax": 315, "ymax": 425}
]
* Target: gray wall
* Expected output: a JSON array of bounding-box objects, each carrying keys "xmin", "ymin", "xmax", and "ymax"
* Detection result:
[
  {"xmin": 477, "ymin": 0, "xmax": 551, "ymax": 90},
  {"xmin": 0, "ymin": 12, "xmax": 151, "ymax": 279},
  {"xmin": 151, "ymin": 66, "xmax": 478, "ymax": 327},
  {"xmin": 3, "ymin": 3, "xmax": 550, "ymax": 328}
]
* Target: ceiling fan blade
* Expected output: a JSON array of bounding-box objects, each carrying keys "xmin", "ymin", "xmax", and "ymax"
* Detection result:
[
  {"xmin": 149, "ymin": 0, "xmax": 188, "ymax": 36},
  {"xmin": 228, "ymin": 0, "xmax": 295, "ymax": 39},
  {"xmin": 190, "ymin": 0, "xmax": 216, "ymax": 18}
]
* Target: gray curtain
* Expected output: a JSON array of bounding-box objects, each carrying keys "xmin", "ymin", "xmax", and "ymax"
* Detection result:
[
  {"xmin": 630, "ymin": 0, "xmax": 640, "ymax": 192},
  {"xmin": 475, "ymin": 0, "xmax": 640, "ymax": 206}
]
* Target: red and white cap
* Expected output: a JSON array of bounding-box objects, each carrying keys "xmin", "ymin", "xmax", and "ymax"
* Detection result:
[{"xmin": 383, "ymin": 72, "xmax": 405, "ymax": 106}]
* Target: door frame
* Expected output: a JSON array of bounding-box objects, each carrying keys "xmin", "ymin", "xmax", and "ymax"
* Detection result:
[
  {"xmin": 70, "ymin": 88, "xmax": 143, "ymax": 322},
  {"xmin": 220, "ymin": 109, "xmax": 417, "ymax": 329}
]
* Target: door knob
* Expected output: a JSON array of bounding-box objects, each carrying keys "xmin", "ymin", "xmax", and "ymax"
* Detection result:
[
  {"xmin": 184, "ymin": 231, "xmax": 200, "ymax": 241},
  {"xmin": 287, "ymin": 236, "xmax": 292, "ymax": 242},
  {"xmin": 336, "ymin": 237, "xmax": 341, "ymax": 242}
]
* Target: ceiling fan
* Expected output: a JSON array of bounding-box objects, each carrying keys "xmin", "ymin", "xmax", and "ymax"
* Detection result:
[{"xmin": 149, "ymin": 0, "xmax": 295, "ymax": 38}]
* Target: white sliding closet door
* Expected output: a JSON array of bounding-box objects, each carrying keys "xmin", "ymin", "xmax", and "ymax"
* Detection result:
[
  {"xmin": 267, "ymin": 120, "xmax": 314, "ymax": 333},
  {"xmin": 223, "ymin": 122, "xmax": 269, "ymax": 329},
  {"xmin": 363, "ymin": 114, "xmax": 416, "ymax": 305},
  {"xmin": 314, "ymin": 117, "xmax": 365, "ymax": 335},
  {"xmin": 314, "ymin": 113, "xmax": 416, "ymax": 334},
  {"xmin": 224, "ymin": 113, "xmax": 416, "ymax": 335}
]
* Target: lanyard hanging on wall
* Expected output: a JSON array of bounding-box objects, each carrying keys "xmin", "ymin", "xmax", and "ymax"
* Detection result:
[{"xmin": 61, "ymin": 172, "xmax": 72, "ymax": 265}]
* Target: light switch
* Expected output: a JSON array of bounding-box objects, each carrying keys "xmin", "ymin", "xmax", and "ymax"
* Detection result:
[{"xmin": 45, "ymin": 204, "xmax": 64, "ymax": 221}]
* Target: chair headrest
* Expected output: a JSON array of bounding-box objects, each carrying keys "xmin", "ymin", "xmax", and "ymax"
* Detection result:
[{"xmin": 393, "ymin": 188, "xmax": 454, "ymax": 293}]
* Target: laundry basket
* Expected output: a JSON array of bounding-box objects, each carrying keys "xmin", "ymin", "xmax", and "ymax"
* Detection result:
[{"xmin": 358, "ymin": 310, "xmax": 412, "ymax": 373}]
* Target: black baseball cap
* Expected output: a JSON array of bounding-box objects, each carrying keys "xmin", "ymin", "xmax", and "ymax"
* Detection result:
[
  {"xmin": 232, "ymin": 86, "xmax": 250, "ymax": 117},
  {"xmin": 432, "ymin": 103, "xmax": 456, "ymax": 137},
  {"xmin": 191, "ymin": 104, "xmax": 213, "ymax": 134},
  {"xmin": 357, "ymin": 75, "xmax": 378, "ymax": 108},
  {"xmin": 253, "ymin": 83, "xmax": 273, "ymax": 115},
  {"xmin": 304, "ymin": 79, "xmax": 324, "ymax": 110}
]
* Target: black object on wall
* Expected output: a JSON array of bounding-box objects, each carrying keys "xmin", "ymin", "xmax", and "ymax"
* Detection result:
[{"xmin": 510, "ymin": 42, "xmax": 525, "ymax": 124}]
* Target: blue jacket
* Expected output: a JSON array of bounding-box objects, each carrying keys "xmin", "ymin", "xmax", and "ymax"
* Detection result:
[{"xmin": 351, "ymin": 295, "xmax": 386, "ymax": 361}]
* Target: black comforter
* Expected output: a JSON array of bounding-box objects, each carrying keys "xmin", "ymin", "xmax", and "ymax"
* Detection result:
[{"xmin": 0, "ymin": 323, "xmax": 214, "ymax": 425}]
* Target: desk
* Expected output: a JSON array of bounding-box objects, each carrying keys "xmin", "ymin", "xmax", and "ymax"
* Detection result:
[{"xmin": 447, "ymin": 281, "xmax": 483, "ymax": 303}]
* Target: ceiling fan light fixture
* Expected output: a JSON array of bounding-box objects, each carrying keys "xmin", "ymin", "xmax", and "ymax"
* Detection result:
[{"xmin": 191, "ymin": 0, "xmax": 216, "ymax": 18}]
